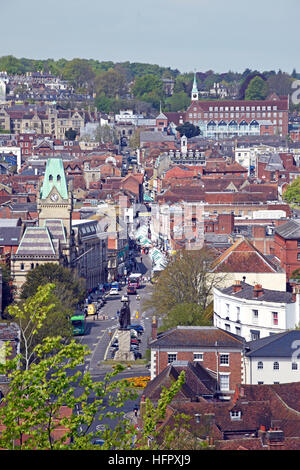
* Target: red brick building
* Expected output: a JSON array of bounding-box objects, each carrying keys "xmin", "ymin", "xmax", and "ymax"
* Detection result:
[
  {"xmin": 274, "ymin": 220, "xmax": 300, "ymax": 280},
  {"xmin": 149, "ymin": 323, "xmax": 244, "ymax": 397},
  {"xmin": 185, "ymin": 96, "xmax": 289, "ymax": 137}
]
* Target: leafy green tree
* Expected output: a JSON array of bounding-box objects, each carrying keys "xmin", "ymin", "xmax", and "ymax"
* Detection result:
[
  {"xmin": 0, "ymin": 56, "xmax": 25, "ymax": 74},
  {"xmin": 62, "ymin": 58, "xmax": 95, "ymax": 91},
  {"xmin": 176, "ymin": 122, "xmax": 200, "ymax": 138},
  {"xmin": 94, "ymin": 69, "xmax": 128, "ymax": 99},
  {"xmin": 132, "ymin": 74, "xmax": 164, "ymax": 108},
  {"xmin": 20, "ymin": 263, "xmax": 85, "ymax": 308},
  {"xmin": 0, "ymin": 262, "xmax": 15, "ymax": 314},
  {"xmin": 245, "ymin": 76, "xmax": 268, "ymax": 100},
  {"xmin": 65, "ymin": 128, "xmax": 77, "ymax": 141},
  {"xmin": 94, "ymin": 92, "xmax": 114, "ymax": 113},
  {"xmin": 165, "ymin": 91, "xmax": 190, "ymax": 112},
  {"xmin": 160, "ymin": 302, "xmax": 212, "ymax": 331},
  {"xmin": 283, "ymin": 177, "xmax": 300, "ymax": 205},
  {"xmin": 0, "ymin": 336, "xmax": 138, "ymax": 450}
]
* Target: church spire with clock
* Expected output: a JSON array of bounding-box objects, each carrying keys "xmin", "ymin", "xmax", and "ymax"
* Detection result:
[
  {"xmin": 37, "ymin": 158, "xmax": 73, "ymax": 262},
  {"xmin": 191, "ymin": 71, "xmax": 199, "ymax": 101}
]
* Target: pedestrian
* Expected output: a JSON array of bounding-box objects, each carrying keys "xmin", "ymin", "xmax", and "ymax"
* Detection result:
[
  {"xmin": 117, "ymin": 310, "xmax": 120, "ymax": 317},
  {"xmin": 134, "ymin": 406, "xmax": 138, "ymax": 418}
]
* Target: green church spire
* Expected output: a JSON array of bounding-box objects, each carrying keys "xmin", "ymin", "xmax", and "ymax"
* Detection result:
[{"xmin": 40, "ymin": 158, "xmax": 68, "ymax": 200}]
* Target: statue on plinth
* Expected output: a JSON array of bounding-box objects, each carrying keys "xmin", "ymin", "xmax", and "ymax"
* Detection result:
[{"xmin": 118, "ymin": 302, "xmax": 131, "ymax": 330}]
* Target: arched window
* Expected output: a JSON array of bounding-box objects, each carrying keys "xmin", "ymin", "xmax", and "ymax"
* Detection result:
[
  {"xmin": 257, "ymin": 361, "xmax": 263, "ymax": 369},
  {"xmin": 49, "ymin": 174, "xmax": 53, "ymax": 181},
  {"xmin": 31, "ymin": 263, "xmax": 34, "ymax": 269},
  {"xmin": 21, "ymin": 263, "xmax": 24, "ymax": 271},
  {"xmin": 273, "ymin": 361, "xmax": 279, "ymax": 370},
  {"xmin": 57, "ymin": 175, "xmax": 61, "ymax": 182}
]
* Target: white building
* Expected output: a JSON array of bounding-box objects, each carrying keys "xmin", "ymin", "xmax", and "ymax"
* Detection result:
[
  {"xmin": 213, "ymin": 281, "xmax": 300, "ymax": 342},
  {"xmin": 244, "ymin": 330, "xmax": 300, "ymax": 385}
]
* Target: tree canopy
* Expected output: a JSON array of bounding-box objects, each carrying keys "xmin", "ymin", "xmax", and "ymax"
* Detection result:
[
  {"xmin": 176, "ymin": 122, "xmax": 200, "ymax": 138},
  {"xmin": 282, "ymin": 178, "xmax": 300, "ymax": 205},
  {"xmin": 245, "ymin": 76, "xmax": 269, "ymax": 100},
  {"xmin": 144, "ymin": 248, "xmax": 224, "ymax": 318}
]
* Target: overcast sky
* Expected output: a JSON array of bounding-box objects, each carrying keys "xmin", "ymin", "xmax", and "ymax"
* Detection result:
[{"xmin": 1, "ymin": 0, "xmax": 299, "ymax": 73}]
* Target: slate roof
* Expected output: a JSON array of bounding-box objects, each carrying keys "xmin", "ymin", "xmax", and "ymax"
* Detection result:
[
  {"xmin": 150, "ymin": 326, "xmax": 244, "ymax": 350},
  {"xmin": 0, "ymin": 226, "xmax": 22, "ymax": 245},
  {"xmin": 16, "ymin": 227, "xmax": 57, "ymax": 257},
  {"xmin": 275, "ymin": 219, "xmax": 300, "ymax": 240},
  {"xmin": 245, "ymin": 330, "xmax": 300, "ymax": 357},
  {"xmin": 220, "ymin": 282, "xmax": 293, "ymax": 304},
  {"xmin": 43, "ymin": 219, "xmax": 66, "ymax": 243}
]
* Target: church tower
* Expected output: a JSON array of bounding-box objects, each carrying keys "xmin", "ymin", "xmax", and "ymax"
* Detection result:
[
  {"xmin": 37, "ymin": 158, "xmax": 73, "ymax": 263},
  {"xmin": 191, "ymin": 72, "xmax": 199, "ymax": 101}
]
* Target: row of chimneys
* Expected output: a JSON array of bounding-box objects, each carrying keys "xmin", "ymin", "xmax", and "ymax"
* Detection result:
[
  {"xmin": 233, "ymin": 280, "xmax": 264, "ymax": 298},
  {"xmin": 233, "ymin": 280, "xmax": 300, "ymax": 301}
]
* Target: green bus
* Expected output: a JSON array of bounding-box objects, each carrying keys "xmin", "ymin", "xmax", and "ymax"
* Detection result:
[{"xmin": 71, "ymin": 314, "xmax": 86, "ymax": 336}]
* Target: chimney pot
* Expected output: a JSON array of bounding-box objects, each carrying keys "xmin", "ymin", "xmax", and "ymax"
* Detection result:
[{"xmin": 233, "ymin": 280, "xmax": 242, "ymax": 293}]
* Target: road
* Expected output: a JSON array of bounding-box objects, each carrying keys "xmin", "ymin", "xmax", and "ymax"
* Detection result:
[
  {"xmin": 72, "ymin": 252, "xmax": 154, "ymax": 434},
  {"xmin": 76, "ymin": 252, "xmax": 154, "ymax": 377}
]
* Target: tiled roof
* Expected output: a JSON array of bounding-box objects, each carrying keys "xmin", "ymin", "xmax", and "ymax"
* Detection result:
[
  {"xmin": 212, "ymin": 237, "xmax": 283, "ymax": 273},
  {"xmin": 150, "ymin": 326, "xmax": 244, "ymax": 350},
  {"xmin": 143, "ymin": 361, "xmax": 219, "ymax": 401}
]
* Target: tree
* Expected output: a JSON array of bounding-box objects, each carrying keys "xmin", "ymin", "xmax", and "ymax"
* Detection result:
[
  {"xmin": 132, "ymin": 74, "xmax": 165, "ymax": 109},
  {"xmin": 65, "ymin": 128, "xmax": 77, "ymax": 141},
  {"xmin": 138, "ymin": 371, "xmax": 186, "ymax": 450},
  {"xmin": 0, "ymin": 262, "xmax": 15, "ymax": 314},
  {"xmin": 18, "ymin": 264, "xmax": 86, "ymax": 346},
  {"xmin": 94, "ymin": 69, "xmax": 128, "ymax": 99},
  {"xmin": 266, "ymin": 71, "xmax": 293, "ymax": 96},
  {"xmin": 245, "ymin": 76, "xmax": 268, "ymax": 100},
  {"xmin": 282, "ymin": 177, "xmax": 300, "ymax": 205},
  {"xmin": 94, "ymin": 124, "xmax": 119, "ymax": 144},
  {"xmin": 176, "ymin": 122, "xmax": 200, "ymax": 138},
  {"xmin": 0, "ymin": 336, "xmax": 138, "ymax": 449},
  {"xmin": 165, "ymin": 91, "xmax": 190, "ymax": 112},
  {"xmin": 20, "ymin": 264, "xmax": 85, "ymax": 309},
  {"xmin": 62, "ymin": 58, "xmax": 95, "ymax": 91},
  {"xmin": 160, "ymin": 302, "xmax": 212, "ymax": 331},
  {"xmin": 144, "ymin": 248, "xmax": 225, "ymax": 318}
]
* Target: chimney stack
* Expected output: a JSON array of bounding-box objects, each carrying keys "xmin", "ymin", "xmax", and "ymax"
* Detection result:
[
  {"xmin": 253, "ymin": 284, "xmax": 264, "ymax": 298},
  {"xmin": 233, "ymin": 280, "xmax": 242, "ymax": 293}
]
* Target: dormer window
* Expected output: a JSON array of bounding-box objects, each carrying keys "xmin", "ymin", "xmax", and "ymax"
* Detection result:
[{"xmin": 230, "ymin": 411, "xmax": 242, "ymax": 421}]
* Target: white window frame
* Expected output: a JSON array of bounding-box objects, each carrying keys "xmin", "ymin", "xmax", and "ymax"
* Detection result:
[
  {"xmin": 193, "ymin": 352, "xmax": 203, "ymax": 362},
  {"xmin": 219, "ymin": 373, "xmax": 230, "ymax": 391},
  {"xmin": 220, "ymin": 353, "xmax": 229, "ymax": 366}
]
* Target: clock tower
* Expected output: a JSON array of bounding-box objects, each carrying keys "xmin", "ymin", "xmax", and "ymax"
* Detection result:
[
  {"xmin": 37, "ymin": 158, "xmax": 73, "ymax": 263},
  {"xmin": 191, "ymin": 71, "xmax": 199, "ymax": 101}
]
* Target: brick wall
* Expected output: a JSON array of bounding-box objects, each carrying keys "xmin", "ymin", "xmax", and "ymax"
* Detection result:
[{"xmin": 155, "ymin": 350, "xmax": 242, "ymax": 392}]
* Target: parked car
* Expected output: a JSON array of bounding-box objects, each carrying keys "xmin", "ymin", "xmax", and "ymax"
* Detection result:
[
  {"xmin": 128, "ymin": 324, "xmax": 144, "ymax": 334},
  {"xmin": 109, "ymin": 287, "xmax": 119, "ymax": 295}
]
